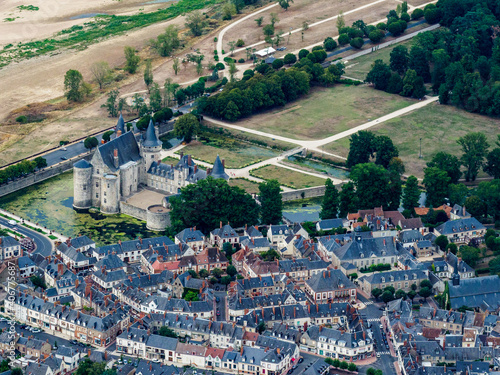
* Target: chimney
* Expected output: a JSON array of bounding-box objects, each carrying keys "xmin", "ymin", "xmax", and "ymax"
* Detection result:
[
  {"xmin": 180, "ymin": 151, "xmax": 184, "ymax": 159},
  {"xmin": 113, "ymin": 148, "xmax": 119, "ymax": 168},
  {"xmin": 222, "ymin": 159, "xmax": 225, "ymax": 168},
  {"xmin": 58, "ymin": 263, "xmax": 64, "ymax": 275},
  {"xmin": 88, "ymin": 349, "xmax": 91, "ymax": 357},
  {"xmin": 75, "ymin": 279, "xmax": 79, "ymax": 288},
  {"xmin": 220, "ymin": 221, "xmax": 223, "ymax": 229},
  {"xmin": 194, "ymin": 165, "xmax": 198, "ymax": 173}
]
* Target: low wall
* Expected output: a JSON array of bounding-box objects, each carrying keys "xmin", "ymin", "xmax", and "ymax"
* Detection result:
[
  {"xmin": 0, "ymin": 154, "xmax": 92, "ymax": 198},
  {"xmin": 119, "ymin": 201, "xmax": 148, "ymax": 221},
  {"xmin": 280, "ymin": 183, "xmax": 344, "ymax": 202}
]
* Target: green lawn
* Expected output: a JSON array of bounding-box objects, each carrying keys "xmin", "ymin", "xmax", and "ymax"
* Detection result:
[
  {"xmin": 325, "ymin": 102, "xmax": 500, "ymax": 178},
  {"xmin": 177, "ymin": 140, "xmax": 280, "ymax": 169},
  {"xmin": 228, "ymin": 178, "xmax": 261, "ymax": 194},
  {"xmin": 250, "ymin": 165, "xmax": 326, "ymax": 189},
  {"xmin": 161, "ymin": 156, "xmax": 180, "ymax": 165},
  {"xmin": 237, "ymin": 84, "xmax": 415, "ymax": 140},
  {"xmin": 344, "ymin": 39, "xmax": 415, "ymax": 81}
]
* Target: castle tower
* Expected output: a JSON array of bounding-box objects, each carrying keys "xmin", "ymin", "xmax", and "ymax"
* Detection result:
[
  {"xmin": 101, "ymin": 174, "xmax": 120, "ymax": 214},
  {"xmin": 115, "ymin": 114, "xmax": 125, "ymax": 138},
  {"xmin": 73, "ymin": 159, "xmax": 93, "ymax": 210},
  {"xmin": 140, "ymin": 119, "xmax": 162, "ymax": 183},
  {"xmin": 209, "ymin": 155, "xmax": 229, "ymax": 180}
]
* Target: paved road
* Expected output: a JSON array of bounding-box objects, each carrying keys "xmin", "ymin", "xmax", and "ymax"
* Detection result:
[
  {"xmin": 214, "ymin": 291, "xmax": 227, "ymax": 322},
  {"xmin": 0, "ymin": 217, "xmax": 52, "ymax": 255}
]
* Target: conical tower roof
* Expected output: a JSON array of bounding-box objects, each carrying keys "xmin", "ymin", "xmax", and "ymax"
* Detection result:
[
  {"xmin": 210, "ymin": 155, "xmax": 229, "ymax": 180},
  {"xmin": 143, "ymin": 118, "xmax": 162, "ymax": 148},
  {"xmin": 116, "ymin": 114, "xmax": 125, "ymax": 135}
]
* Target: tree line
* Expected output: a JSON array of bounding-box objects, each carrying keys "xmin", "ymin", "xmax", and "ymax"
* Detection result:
[{"xmin": 0, "ymin": 157, "xmax": 47, "ymax": 185}]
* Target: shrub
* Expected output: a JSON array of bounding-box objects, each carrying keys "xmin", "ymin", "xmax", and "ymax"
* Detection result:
[
  {"xmin": 221, "ymin": 49, "xmax": 225, "ymax": 54},
  {"xmin": 238, "ymin": 58, "xmax": 245, "ymax": 63},
  {"xmin": 214, "ymin": 49, "xmax": 218, "ymax": 54},
  {"xmin": 214, "ymin": 37, "xmax": 218, "ymax": 42},
  {"xmin": 243, "ymin": 69, "xmax": 254, "ymax": 77},
  {"xmin": 215, "ymin": 62, "xmax": 225, "ymax": 70},
  {"xmin": 411, "ymin": 8, "xmax": 424, "ymax": 20},
  {"xmin": 339, "ymin": 26, "xmax": 351, "ymax": 35},
  {"xmin": 401, "ymin": 12, "xmax": 410, "ymax": 22},
  {"xmin": 298, "ymin": 49, "xmax": 309, "ymax": 59},
  {"xmin": 272, "ymin": 58, "xmax": 284, "ymax": 70},
  {"xmin": 323, "ymin": 37, "xmax": 337, "ymax": 51},
  {"xmin": 377, "ymin": 22, "xmax": 387, "ymax": 30},
  {"xmin": 16, "ymin": 115, "xmax": 28, "ymax": 123},
  {"xmin": 223, "ymin": 56, "xmax": 234, "ymax": 63},
  {"xmin": 236, "ymin": 39, "xmax": 244, "ymax": 47},
  {"xmin": 348, "ymin": 28, "xmax": 364, "ymax": 39},
  {"xmin": 312, "ymin": 45, "xmax": 323, "ymax": 52},
  {"xmin": 424, "ymin": 7, "xmax": 441, "ymax": 24},
  {"xmin": 283, "ymin": 53, "xmax": 297, "ymax": 65},
  {"xmin": 369, "ymin": 29, "xmax": 385, "ymax": 43},
  {"xmin": 338, "ymin": 34, "xmax": 350, "ymax": 45},
  {"xmin": 214, "ymin": 55, "xmax": 219, "ymax": 61},
  {"xmin": 350, "ymin": 37, "xmax": 364, "ymax": 49},
  {"xmin": 388, "ymin": 20, "xmax": 405, "ymax": 36}
]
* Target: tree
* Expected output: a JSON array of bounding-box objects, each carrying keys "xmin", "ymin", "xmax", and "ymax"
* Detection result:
[
  {"xmin": 374, "ymin": 135, "xmax": 399, "ymax": 168},
  {"xmin": 381, "ymin": 290, "xmax": 394, "ymax": 304},
  {"xmin": 339, "ymin": 181, "xmax": 358, "ymax": 217},
  {"xmin": 255, "ymin": 16, "xmax": 264, "ymax": 27},
  {"xmin": 338, "ymin": 34, "xmax": 349, "ymax": 46},
  {"xmin": 263, "ymin": 24, "xmax": 275, "ymax": 37},
  {"xmin": 211, "ymin": 268, "xmax": 223, "ymax": 278},
  {"xmin": 339, "ymin": 362, "xmax": 348, "ymax": 370},
  {"xmin": 484, "ymin": 148, "xmax": 500, "ymax": 179},
  {"xmin": 347, "ymin": 363, "xmax": 357, "ymax": 372},
  {"xmin": 419, "ymin": 287, "xmax": 432, "ymax": 300},
  {"xmin": 199, "ymin": 269, "xmax": 209, "ymax": 278},
  {"xmin": 11, "ymin": 369, "xmax": 23, "ymax": 375},
  {"xmin": 144, "ymin": 59, "xmax": 153, "ymax": 91},
  {"xmin": 371, "ymin": 288, "xmax": 383, "ymax": 299},
  {"xmin": 227, "ymin": 265, "xmax": 237, "ymax": 277},
  {"xmin": 124, "ymin": 46, "xmax": 140, "ymax": 74},
  {"xmin": 420, "ymin": 279, "xmax": 432, "ymax": 289},
  {"xmin": 323, "ymin": 37, "xmax": 337, "ymax": 51},
  {"xmin": 90, "ymin": 61, "xmax": 111, "ymax": 89},
  {"xmin": 478, "ymin": 180, "xmax": 500, "ymax": 220},
  {"xmin": 222, "ymin": 1, "xmax": 237, "ymax": 20},
  {"xmin": 102, "ymin": 89, "xmax": 120, "ymax": 118},
  {"xmin": 346, "ymin": 130, "xmax": 375, "ymax": 168},
  {"xmin": 279, "ymin": 0, "xmax": 293, "ymax": 11},
  {"xmin": 409, "ymin": 45, "xmax": 430, "ymax": 82},
  {"xmin": 407, "ymin": 290, "xmax": 417, "ymax": 302},
  {"xmin": 435, "ymin": 235, "xmax": 449, "ymax": 251},
  {"xmin": 228, "ymin": 61, "xmax": 237, "ymax": 82},
  {"xmin": 369, "ymin": 29, "xmax": 385, "ymax": 43},
  {"xmin": 459, "ymin": 245, "xmax": 480, "ymax": 268},
  {"xmin": 149, "ymin": 83, "xmax": 162, "ymax": 112},
  {"xmin": 172, "ymin": 57, "xmax": 180, "ymax": 76},
  {"xmin": 395, "ymin": 289, "xmax": 406, "ymax": 299},
  {"xmin": 465, "ymin": 195, "xmax": 486, "ymax": 219},
  {"xmin": 221, "ymin": 275, "xmax": 232, "ymax": 285},
  {"xmin": 350, "ymin": 163, "xmax": 393, "ymax": 210},
  {"xmin": 185, "ymin": 11, "xmax": 207, "ymax": 36},
  {"xmin": 151, "ymin": 25, "xmax": 180, "ymax": 57},
  {"xmin": 403, "ymin": 175, "xmax": 420, "ymax": 210},
  {"xmin": 350, "ymin": 37, "xmax": 364, "ymax": 49},
  {"xmin": 259, "ymin": 180, "xmax": 282, "ymax": 225},
  {"xmin": 320, "ymin": 179, "xmax": 339, "ymax": 219},
  {"xmin": 366, "ymin": 59, "xmax": 391, "ymax": 91},
  {"xmin": 446, "ymin": 243, "xmax": 458, "ymax": 254},
  {"xmin": 34, "ymin": 156, "xmax": 47, "ymax": 169},
  {"xmin": 174, "ymin": 113, "xmax": 200, "ymax": 143},
  {"xmin": 84, "ymin": 137, "xmax": 98, "ymax": 151},
  {"xmin": 64, "ymin": 69, "xmax": 84, "ymax": 102},
  {"xmin": 336, "ymin": 11, "xmax": 345, "ymax": 34},
  {"xmin": 390, "ymin": 45, "xmax": 409, "ymax": 75},
  {"xmin": 169, "ymin": 177, "xmax": 259, "ymax": 233},
  {"xmin": 427, "ymin": 152, "xmax": 462, "ymax": 184},
  {"xmin": 448, "ymin": 183, "xmax": 468, "ymax": 206},
  {"xmin": 283, "ymin": 53, "xmax": 297, "ymax": 65},
  {"xmin": 159, "ymin": 326, "xmax": 178, "ymax": 338},
  {"xmin": 458, "ymin": 132, "xmax": 489, "ymax": 182},
  {"xmin": 257, "ymin": 321, "xmax": 266, "ymax": 334},
  {"xmin": 270, "ymin": 13, "xmax": 279, "ymax": 27},
  {"xmin": 423, "ymin": 167, "xmax": 450, "ymax": 207}
]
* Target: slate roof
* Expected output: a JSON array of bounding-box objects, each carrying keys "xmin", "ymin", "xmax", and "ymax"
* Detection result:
[
  {"xmin": 316, "ymin": 219, "xmax": 344, "ymax": 231},
  {"xmin": 240, "ymin": 237, "xmax": 270, "ymax": 250},
  {"xmin": 18, "ymin": 256, "xmax": 35, "ymax": 269},
  {"xmin": 93, "ymin": 269, "xmax": 127, "ymax": 283},
  {"xmin": 25, "ymin": 362, "xmax": 52, "ymax": 375},
  {"xmin": 400, "ymin": 230, "xmax": 424, "ymax": 243},
  {"xmin": 0, "ymin": 236, "xmax": 19, "ymax": 248},
  {"xmin": 210, "ymin": 155, "xmax": 229, "ymax": 180},
  {"xmin": 211, "ymin": 224, "xmax": 237, "ymax": 238},
  {"xmin": 417, "ymin": 240, "xmax": 433, "ymax": 249},
  {"xmin": 359, "ymin": 269, "xmax": 427, "ymax": 285},
  {"xmin": 175, "ymin": 228, "xmax": 205, "ymax": 243},
  {"xmin": 449, "ymin": 275, "xmax": 500, "ymax": 309},
  {"xmin": 335, "ymin": 236, "xmax": 398, "ymax": 261},
  {"xmin": 435, "ymin": 218, "xmax": 485, "ymax": 235},
  {"xmin": 116, "ymin": 114, "xmax": 125, "ymax": 134},
  {"xmin": 95, "ymin": 236, "xmax": 174, "ymax": 257},
  {"xmin": 305, "ymin": 269, "xmax": 355, "ymax": 293},
  {"xmin": 73, "ymin": 159, "xmax": 92, "ymax": 169},
  {"xmin": 98, "ymin": 131, "xmax": 141, "ymax": 172},
  {"xmin": 279, "ymin": 258, "xmax": 329, "ymax": 273},
  {"xmin": 148, "ymin": 155, "xmax": 207, "ymax": 183},
  {"xmin": 95, "ymin": 254, "xmax": 126, "ymax": 270},
  {"xmin": 143, "ymin": 119, "xmax": 162, "ymax": 148},
  {"xmin": 57, "ymin": 242, "xmax": 89, "ymax": 263},
  {"xmin": 399, "ymin": 218, "xmax": 423, "ymax": 230},
  {"xmin": 268, "ymin": 225, "xmax": 291, "ymax": 236},
  {"xmin": 305, "ymin": 325, "xmax": 372, "ymax": 349},
  {"xmin": 70, "ymin": 236, "xmax": 94, "ymax": 249},
  {"xmin": 245, "ymin": 226, "xmax": 263, "ymax": 238}
]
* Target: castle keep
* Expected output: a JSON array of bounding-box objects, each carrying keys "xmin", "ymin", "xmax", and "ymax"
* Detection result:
[{"xmin": 73, "ymin": 115, "xmax": 228, "ymax": 217}]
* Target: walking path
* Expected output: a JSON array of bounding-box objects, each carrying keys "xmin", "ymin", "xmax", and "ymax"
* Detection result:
[{"xmin": 204, "ymin": 95, "xmax": 439, "ymax": 157}]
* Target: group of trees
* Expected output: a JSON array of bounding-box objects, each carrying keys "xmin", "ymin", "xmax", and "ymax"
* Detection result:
[
  {"xmin": 64, "ymin": 69, "xmax": 92, "ymax": 102},
  {"xmin": 0, "ymin": 157, "xmax": 47, "ymax": 185},
  {"xmin": 168, "ymin": 177, "xmax": 283, "ymax": 234},
  {"xmin": 372, "ymin": 279, "xmax": 433, "ymax": 304},
  {"xmin": 324, "ymin": 358, "xmax": 357, "ymax": 372},
  {"xmin": 76, "ymin": 359, "xmax": 115, "ymax": 375}
]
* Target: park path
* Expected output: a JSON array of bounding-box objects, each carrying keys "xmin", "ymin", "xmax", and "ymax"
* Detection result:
[{"xmin": 203, "ymin": 95, "xmax": 439, "ymax": 157}]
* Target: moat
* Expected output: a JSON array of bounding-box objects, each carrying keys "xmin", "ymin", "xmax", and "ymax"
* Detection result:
[{"xmin": 0, "ymin": 171, "xmax": 160, "ymax": 246}]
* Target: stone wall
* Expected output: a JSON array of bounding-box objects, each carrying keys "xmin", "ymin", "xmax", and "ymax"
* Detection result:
[
  {"xmin": 119, "ymin": 201, "xmax": 148, "ymax": 221},
  {"xmin": 0, "ymin": 154, "xmax": 92, "ymax": 198},
  {"xmin": 280, "ymin": 186, "xmax": 326, "ymax": 202}
]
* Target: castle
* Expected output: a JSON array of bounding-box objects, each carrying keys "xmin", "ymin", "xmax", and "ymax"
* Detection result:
[{"xmin": 73, "ymin": 115, "xmax": 228, "ymax": 215}]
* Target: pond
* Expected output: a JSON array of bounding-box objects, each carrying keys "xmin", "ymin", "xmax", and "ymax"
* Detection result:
[
  {"xmin": 282, "ymin": 197, "xmax": 322, "ymax": 223},
  {"xmin": 287, "ymin": 156, "xmax": 349, "ymax": 180},
  {"xmin": 0, "ymin": 172, "xmax": 161, "ymax": 246}
]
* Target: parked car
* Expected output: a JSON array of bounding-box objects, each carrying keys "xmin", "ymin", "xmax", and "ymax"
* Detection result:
[
  {"xmin": 377, "ymin": 353, "xmax": 381, "ymax": 358},
  {"xmin": 8, "ymin": 220, "xmax": 16, "ymax": 226},
  {"xmin": 298, "ymin": 358, "xmax": 304, "ymax": 363},
  {"xmin": 70, "ymin": 340, "xmax": 78, "ymax": 345},
  {"xmin": 60, "ymin": 156, "xmax": 67, "ymax": 160}
]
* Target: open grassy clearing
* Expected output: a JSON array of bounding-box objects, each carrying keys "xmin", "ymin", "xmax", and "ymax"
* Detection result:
[
  {"xmin": 236, "ymin": 84, "xmax": 415, "ymax": 140},
  {"xmin": 344, "ymin": 39, "xmax": 415, "ymax": 81},
  {"xmin": 250, "ymin": 164, "xmax": 326, "ymax": 189},
  {"xmin": 324, "ymin": 102, "xmax": 500, "ymax": 178},
  {"xmin": 228, "ymin": 178, "xmax": 261, "ymax": 194},
  {"xmin": 176, "ymin": 139, "xmax": 280, "ymax": 169}
]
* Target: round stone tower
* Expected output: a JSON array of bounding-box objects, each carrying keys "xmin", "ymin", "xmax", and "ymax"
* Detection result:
[
  {"xmin": 146, "ymin": 205, "xmax": 171, "ymax": 231},
  {"xmin": 101, "ymin": 174, "xmax": 120, "ymax": 214},
  {"xmin": 73, "ymin": 159, "xmax": 93, "ymax": 210},
  {"xmin": 141, "ymin": 119, "xmax": 162, "ymax": 183}
]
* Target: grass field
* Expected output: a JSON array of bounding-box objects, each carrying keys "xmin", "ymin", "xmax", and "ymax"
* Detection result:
[
  {"xmin": 236, "ymin": 84, "xmax": 415, "ymax": 140},
  {"xmin": 177, "ymin": 140, "xmax": 280, "ymax": 169},
  {"xmin": 228, "ymin": 178, "xmax": 261, "ymax": 194},
  {"xmin": 344, "ymin": 40, "xmax": 415, "ymax": 81},
  {"xmin": 324, "ymin": 102, "xmax": 500, "ymax": 177},
  {"xmin": 250, "ymin": 165, "xmax": 326, "ymax": 189}
]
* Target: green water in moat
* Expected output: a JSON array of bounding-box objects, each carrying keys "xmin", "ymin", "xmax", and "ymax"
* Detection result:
[{"xmin": 0, "ymin": 171, "xmax": 161, "ymax": 246}]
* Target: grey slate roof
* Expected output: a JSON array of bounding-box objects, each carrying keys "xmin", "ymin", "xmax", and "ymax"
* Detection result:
[
  {"xmin": 175, "ymin": 228, "xmax": 205, "ymax": 243},
  {"xmin": 211, "ymin": 224, "xmax": 237, "ymax": 238},
  {"xmin": 73, "ymin": 159, "xmax": 92, "ymax": 169},
  {"xmin": 18, "ymin": 256, "xmax": 35, "ymax": 269},
  {"xmin": 116, "ymin": 114, "xmax": 125, "ymax": 134},
  {"xmin": 95, "ymin": 236, "xmax": 174, "ymax": 257},
  {"xmin": 210, "ymin": 155, "xmax": 229, "ymax": 180},
  {"xmin": 335, "ymin": 236, "xmax": 398, "ymax": 261},
  {"xmin": 95, "ymin": 254, "xmax": 125, "ymax": 270},
  {"xmin": 449, "ymin": 275, "xmax": 500, "ymax": 309},
  {"xmin": 400, "ymin": 230, "xmax": 424, "ymax": 243},
  {"xmin": 305, "ymin": 269, "xmax": 355, "ymax": 293},
  {"xmin": 71, "ymin": 236, "xmax": 94, "ymax": 249},
  {"xmin": 316, "ymin": 219, "xmax": 344, "ymax": 231},
  {"xmin": 279, "ymin": 258, "xmax": 329, "ymax": 273},
  {"xmin": 148, "ymin": 155, "xmax": 207, "ymax": 183},
  {"xmin": 98, "ymin": 131, "xmax": 141, "ymax": 172},
  {"xmin": 93, "ymin": 269, "xmax": 127, "ymax": 283},
  {"xmin": 0, "ymin": 236, "xmax": 19, "ymax": 248},
  {"xmin": 305, "ymin": 325, "xmax": 372, "ymax": 349},
  {"xmin": 25, "ymin": 362, "xmax": 52, "ymax": 375},
  {"xmin": 435, "ymin": 218, "xmax": 485, "ymax": 235},
  {"xmin": 240, "ymin": 237, "xmax": 270, "ymax": 250},
  {"xmin": 359, "ymin": 269, "xmax": 427, "ymax": 285},
  {"xmin": 143, "ymin": 119, "xmax": 162, "ymax": 148}
]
